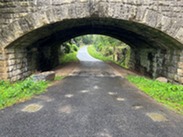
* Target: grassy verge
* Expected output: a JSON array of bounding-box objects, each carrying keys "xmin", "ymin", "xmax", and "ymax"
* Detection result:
[
  {"xmin": 127, "ymin": 75, "xmax": 183, "ymax": 114},
  {"xmin": 60, "ymin": 52, "xmax": 79, "ymax": 64},
  {"xmin": 87, "ymin": 45, "xmax": 112, "ymax": 62},
  {"xmin": 87, "ymin": 45, "xmax": 129, "ymax": 68},
  {"xmin": 54, "ymin": 75, "xmax": 65, "ymax": 81},
  {"xmin": 0, "ymin": 79, "xmax": 48, "ymax": 109}
]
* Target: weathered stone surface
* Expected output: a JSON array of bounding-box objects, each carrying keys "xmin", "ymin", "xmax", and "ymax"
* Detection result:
[
  {"xmin": 0, "ymin": 61, "xmax": 6, "ymax": 67},
  {"xmin": 156, "ymin": 77, "xmax": 168, "ymax": 83},
  {"xmin": 31, "ymin": 71, "xmax": 55, "ymax": 81},
  {"xmin": 178, "ymin": 62, "xmax": 183, "ymax": 69},
  {"xmin": 8, "ymin": 60, "xmax": 15, "ymax": 66},
  {"xmin": 0, "ymin": 0, "xmax": 183, "ymax": 84},
  {"xmin": 177, "ymin": 69, "xmax": 183, "ymax": 76}
]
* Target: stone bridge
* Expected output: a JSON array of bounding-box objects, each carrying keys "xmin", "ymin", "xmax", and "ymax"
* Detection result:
[{"xmin": 0, "ymin": 0, "xmax": 183, "ymax": 84}]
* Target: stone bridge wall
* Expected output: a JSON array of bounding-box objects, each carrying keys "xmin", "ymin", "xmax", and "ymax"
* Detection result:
[
  {"xmin": 129, "ymin": 49, "xmax": 183, "ymax": 84},
  {"xmin": 0, "ymin": 0, "xmax": 183, "ymax": 84},
  {"xmin": 1, "ymin": 0, "xmax": 183, "ymax": 43}
]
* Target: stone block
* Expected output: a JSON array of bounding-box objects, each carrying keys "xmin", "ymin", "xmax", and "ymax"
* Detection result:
[
  {"xmin": 8, "ymin": 65, "xmax": 15, "ymax": 72},
  {"xmin": 174, "ymin": 75, "xmax": 179, "ymax": 81},
  {"xmin": 6, "ymin": 49, "xmax": 15, "ymax": 54},
  {"xmin": 174, "ymin": 75, "xmax": 183, "ymax": 84},
  {"xmin": 80, "ymin": 0, "xmax": 88, "ymax": 2},
  {"xmin": 175, "ymin": 27, "xmax": 183, "ymax": 43},
  {"xmin": 178, "ymin": 62, "xmax": 183, "ymax": 69},
  {"xmin": 172, "ymin": 56, "xmax": 179, "ymax": 63},
  {"xmin": 15, "ymin": 69, "xmax": 22, "ymax": 75},
  {"xmin": 0, "ymin": 73, "xmax": 8, "ymax": 79},
  {"xmin": 8, "ymin": 59, "xmax": 15, "ymax": 65},
  {"xmin": 179, "ymin": 77, "xmax": 183, "ymax": 84},
  {"xmin": 53, "ymin": 0, "xmax": 75, "ymax": 4},
  {"xmin": 31, "ymin": 71, "xmax": 55, "ymax": 81},
  {"xmin": 16, "ymin": 59, "xmax": 22, "ymax": 64},
  {"xmin": 177, "ymin": 69, "xmax": 183, "ymax": 76},
  {"xmin": 168, "ymin": 67, "xmax": 177, "ymax": 73},
  {"xmin": 167, "ymin": 73, "xmax": 174, "ymax": 79},
  {"xmin": 0, "ymin": 54, "xmax": 6, "ymax": 60},
  {"xmin": 156, "ymin": 77, "xmax": 168, "ymax": 83},
  {"xmin": 0, "ymin": 61, "xmax": 6, "ymax": 67},
  {"xmin": 16, "ymin": 64, "xmax": 22, "ymax": 69},
  {"xmin": 180, "ymin": 56, "xmax": 183, "ymax": 61},
  {"xmin": 37, "ymin": 0, "xmax": 51, "ymax": 5},
  {"xmin": 23, "ymin": 71, "xmax": 31, "ymax": 77},
  {"xmin": 16, "ymin": 53, "xmax": 24, "ymax": 58},
  {"xmin": 10, "ymin": 76, "xmax": 18, "ymax": 82},
  {"xmin": 0, "ymin": 67, "xmax": 6, "ymax": 73},
  {"xmin": 8, "ymin": 54, "xmax": 15, "ymax": 59}
]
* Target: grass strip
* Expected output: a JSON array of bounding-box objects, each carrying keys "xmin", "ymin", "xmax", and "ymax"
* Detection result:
[
  {"xmin": 0, "ymin": 79, "xmax": 48, "ymax": 109},
  {"xmin": 127, "ymin": 75, "xmax": 183, "ymax": 114},
  {"xmin": 87, "ymin": 45, "xmax": 112, "ymax": 62}
]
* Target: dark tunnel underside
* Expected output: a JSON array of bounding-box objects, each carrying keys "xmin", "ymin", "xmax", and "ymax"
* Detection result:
[{"xmin": 8, "ymin": 18, "xmax": 183, "ymax": 50}]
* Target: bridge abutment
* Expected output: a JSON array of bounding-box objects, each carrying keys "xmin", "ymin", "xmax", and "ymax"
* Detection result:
[
  {"xmin": 0, "ymin": 47, "xmax": 183, "ymax": 84},
  {"xmin": 5, "ymin": 48, "xmax": 32, "ymax": 81},
  {"xmin": 0, "ymin": 48, "xmax": 8, "ymax": 80},
  {"xmin": 129, "ymin": 49, "xmax": 183, "ymax": 84},
  {"xmin": 0, "ymin": 0, "xmax": 183, "ymax": 84}
]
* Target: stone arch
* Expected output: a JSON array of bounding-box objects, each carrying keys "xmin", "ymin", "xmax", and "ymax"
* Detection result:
[
  {"xmin": 1, "ymin": 0, "xmax": 183, "ymax": 49},
  {"xmin": 0, "ymin": 1, "xmax": 183, "ymax": 83}
]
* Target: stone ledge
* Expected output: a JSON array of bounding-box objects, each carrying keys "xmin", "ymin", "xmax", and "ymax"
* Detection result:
[{"xmin": 31, "ymin": 71, "xmax": 55, "ymax": 81}]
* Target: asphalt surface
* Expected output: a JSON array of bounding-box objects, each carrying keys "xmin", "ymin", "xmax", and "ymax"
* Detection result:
[{"xmin": 0, "ymin": 46, "xmax": 183, "ymax": 137}]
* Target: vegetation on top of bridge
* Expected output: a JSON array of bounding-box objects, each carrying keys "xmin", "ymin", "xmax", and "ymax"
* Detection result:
[{"xmin": 127, "ymin": 75, "xmax": 183, "ymax": 115}]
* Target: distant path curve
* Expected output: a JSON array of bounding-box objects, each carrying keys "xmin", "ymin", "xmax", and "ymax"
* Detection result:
[{"xmin": 77, "ymin": 46, "xmax": 101, "ymax": 62}]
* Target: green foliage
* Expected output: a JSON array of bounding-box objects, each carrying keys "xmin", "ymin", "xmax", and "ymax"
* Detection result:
[
  {"xmin": 60, "ymin": 52, "xmax": 79, "ymax": 64},
  {"xmin": 82, "ymin": 35, "xmax": 93, "ymax": 45},
  {"xmin": 91, "ymin": 35, "xmax": 131, "ymax": 68},
  {"xmin": 127, "ymin": 75, "xmax": 183, "ymax": 114},
  {"xmin": 93, "ymin": 35, "xmax": 122, "ymax": 49},
  {"xmin": 88, "ymin": 45, "xmax": 130, "ymax": 68},
  {"xmin": 54, "ymin": 76, "xmax": 65, "ymax": 81},
  {"xmin": 0, "ymin": 79, "xmax": 48, "ymax": 109},
  {"xmin": 61, "ymin": 35, "xmax": 131, "ymax": 68},
  {"xmin": 87, "ymin": 45, "xmax": 112, "ymax": 62},
  {"xmin": 61, "ymin": 43, "xmax": 79, "ymax": 54},
  {"xmin": 59, "ymin": 40, "xmax": 79, "ymax": 65},
  {"xmin": 71, "ymin": 44, "xmax": 79, "ymax": 52}
]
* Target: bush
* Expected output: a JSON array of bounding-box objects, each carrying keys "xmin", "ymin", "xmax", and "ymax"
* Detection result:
[{"xmin": 70, "ymin": 44, "xmax": 79, "ymax": 52}]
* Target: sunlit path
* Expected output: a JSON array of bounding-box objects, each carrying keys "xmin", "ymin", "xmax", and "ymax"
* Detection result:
[
  {"xmin": 0, "ymin": 47, "xmax": 183, "ymax": 137},
  {"xmin": 77, "ymin": 46, "xmax": 101, "ymax": 62}
]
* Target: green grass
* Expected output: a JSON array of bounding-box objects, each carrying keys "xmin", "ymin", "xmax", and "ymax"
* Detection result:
[
  {"xmin": 87, "ymin": 45, "xmax": 129, "ymax": 68},
  {"xmin": 87, "ymin": 45, "xmax": 112, "ymax": 62},
  {"xmin": 54, "ymin": 75, "xmax": 65, "ymax": 81},
  {"xmin": 127, "ymin": 75, "xmax": 183, "ymax": 114},
  {"xmin": 60, "ymin": 52, "xmax": 79, "ymax": 64},
  {"xmin": 0, "ymin": 78, "xmax": 48, "ymax": 109}
]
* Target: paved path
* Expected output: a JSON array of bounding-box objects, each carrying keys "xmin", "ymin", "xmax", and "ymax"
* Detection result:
[
  {"xmin": 77, "ymin": 46, "xmax": 101, "ymax": 62},
  {"xmin": 0, "ymin": 47, "xmax": 183, "ymax": 137}
]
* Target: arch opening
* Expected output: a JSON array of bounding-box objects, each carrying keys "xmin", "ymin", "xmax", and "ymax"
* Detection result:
[{"xmin": 2, "ymin": 18, "xmax": 183, "ymax": 84}]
